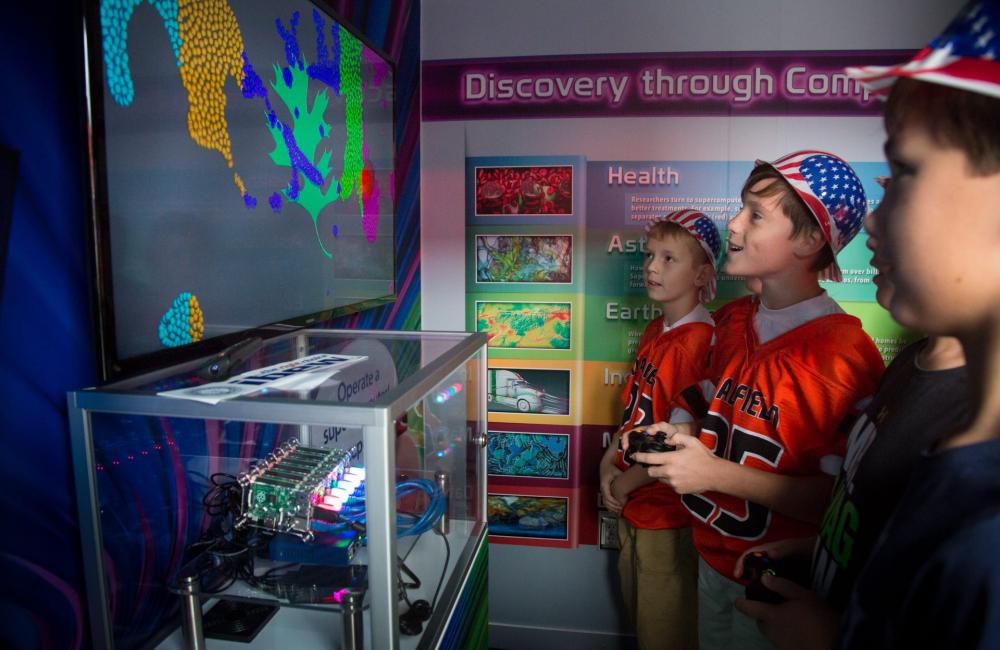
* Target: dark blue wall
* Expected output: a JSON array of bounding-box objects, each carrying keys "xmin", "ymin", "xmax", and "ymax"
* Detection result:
[{"xmin": 0, "ymin": 4, "xmax": 94, "ymax": 649}]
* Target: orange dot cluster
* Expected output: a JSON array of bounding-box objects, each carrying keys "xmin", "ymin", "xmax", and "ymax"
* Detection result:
[
  {"xmin": 188, "ymin": 294, "xmax": 205, "ymax": 341},
  {"xmin": 177, "ymin": 0, "xmax": 245, "ymax": 168}
]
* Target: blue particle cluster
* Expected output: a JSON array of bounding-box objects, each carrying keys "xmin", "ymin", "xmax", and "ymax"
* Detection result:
[
  {"xmin": 148, "ymin": 0, "xmax": 181, "ymax": 64},
  {"xmin": 307, "ymin": 8, "xmax": 341, "ymax": 92},
  {"xmin": 275, "ymin": 11, "xmax": 303, "ymax": 71},
  {"xmin": 158, "ymin": 292, "xmax": 195, "ymax": 347},
  {"xmin": 100, "ymin": 0, "xmax": 142, "ymax": 106},
  {"xmin": 240, "ymin": 52, "xmax": 269, "ymax": 103},
  {"xmin": 281, "ymin": 121, "xmax": 323, "ymax": 200},
  {"xmin": 100, "ymin": 0, "xmax": 182, "ymax": 106}
]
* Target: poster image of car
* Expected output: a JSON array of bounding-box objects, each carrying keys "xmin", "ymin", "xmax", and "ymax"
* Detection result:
[
  {"xmin": 476, "ymin": 301, "xmax": 571, "ymax": 349},
  {"xmin": 488, "ymin": 494, "xmax": 569, "ymax": 540},
  {"xmin": 488, "ymin": 431, "xmax": 570, "ymax": 479},
  {"xmin": 475, "ymin": 165, "xmax": 573, "ymax": 216},
  {"xmin": 487, "ymin": 368, "xmax": 570, "ymax": 415},
  {"xmin": 476, "ymin": 234, "xmax": 573, "ymax": 284}
]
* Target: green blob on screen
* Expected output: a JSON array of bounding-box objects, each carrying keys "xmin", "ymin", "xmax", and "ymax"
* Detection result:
[{"xmin": 266, "ymin": 26, "xmax": 366, "ymax": 258}]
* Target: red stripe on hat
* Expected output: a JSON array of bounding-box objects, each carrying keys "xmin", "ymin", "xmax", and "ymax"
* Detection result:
[
  {"xmin": 796, "ymin": 190, "xmax": 834, "ymax": 248},
  {"xmin": 914, "ymin": 57, "xmax": 1000, "ymax": 83}
]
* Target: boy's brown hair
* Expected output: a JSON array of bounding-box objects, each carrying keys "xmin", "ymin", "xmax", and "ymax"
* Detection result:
[
  {"xmin": 647, "ymin": 220, "xmax": 710, "ymax": 266},
  {"xmin": 885, "ymin": 78, "xmax": 1000, "ymax": 175},
  {"xmin": 740, "ymin": 165, "xmax": 835, "ymax": 272}
]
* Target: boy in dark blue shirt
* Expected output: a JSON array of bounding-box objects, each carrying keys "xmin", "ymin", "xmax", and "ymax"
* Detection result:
[{"xmin": 739, "ymin": 2, "xmax": 1000, "ymax": 647}]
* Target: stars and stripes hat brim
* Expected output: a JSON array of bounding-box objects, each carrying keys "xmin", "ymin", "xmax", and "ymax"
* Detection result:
[
  {"xmin": 845, "ymin": 1, "xmax": 1000, "ymax": 100},
  {"xmin": 754, "ymin": 151, "xmax": 868, "ymax": 283},
  {"xmin": 645, "ymin": 209, "xmax": 722, "ymax": 302}
]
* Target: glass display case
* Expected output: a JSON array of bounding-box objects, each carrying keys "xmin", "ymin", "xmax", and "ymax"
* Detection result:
[{"xmin": 67, "ymin": 330, "xmax": 488, "ymax": 650}]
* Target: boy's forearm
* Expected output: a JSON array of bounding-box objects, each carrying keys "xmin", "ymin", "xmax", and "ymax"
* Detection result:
[
  {"xmin": 599, "ymin": 437, "xmax": 620, "ymax": 471},
  {"xmin": 710, "ymin": 461, "xmax": 834, "ymax": 524},
  {"xmin": 614, "ymin": 464, "xmax": 656, "ymax": 495}
]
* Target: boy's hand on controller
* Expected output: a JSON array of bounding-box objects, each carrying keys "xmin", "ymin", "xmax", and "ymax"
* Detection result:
[
  {"xmin": 623, "ymin": 420, "xmax": 693, "ymax": 448},
  {"xmin": 735, "ymin": 576, "xmax": 838, "ymax": 650},
  {"xmin": 620, "ymin": 421, "xmax": 693, "ymax": 450},
  {"xmin": 633, "ymin": 432, "xmax": 717, "ymax": 494},
  {"xmin": 734, "ymin": 537, "xmax": 815, "ymax": 580}
]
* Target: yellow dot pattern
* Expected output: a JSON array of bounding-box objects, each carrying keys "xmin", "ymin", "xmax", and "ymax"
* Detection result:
[
  {"xmin": 233, "ymin": 172, "xmax": 246, "ymax": 196},
  {"xmin": 177, "ymin": 0, "xmax": 245, "ymax": 168},
  {"xmin": 188, "ymin": 293, "xmax": 204, "ymax": 341}
]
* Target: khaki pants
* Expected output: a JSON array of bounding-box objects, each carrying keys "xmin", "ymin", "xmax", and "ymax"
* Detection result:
[
  {"xmin": 696, "ymin": 556, "xmax": 775, "ymax": 650},
  {"xmin": 618, "ymin": 520, "xmax": 699, "ymax": 650}
]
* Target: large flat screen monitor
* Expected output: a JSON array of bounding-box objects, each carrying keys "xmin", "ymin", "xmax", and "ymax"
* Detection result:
[{"xmin": 85, "ymin": 0, "xmax": 395, "ymax": 381}]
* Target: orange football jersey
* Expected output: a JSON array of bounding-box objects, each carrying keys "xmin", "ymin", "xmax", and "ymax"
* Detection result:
[
  {"xmin": 615, "ymin": 315, "xmax": 713, "ymax": 529},
  {"xmin": 685, "ymin": 296, "xmax": 884, "ymax": 580}
]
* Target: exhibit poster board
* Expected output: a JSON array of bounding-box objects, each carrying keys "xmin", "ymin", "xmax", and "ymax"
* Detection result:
[{"xmin": 421, "ymin": 11, "xmax": 942, "ymax": 550}]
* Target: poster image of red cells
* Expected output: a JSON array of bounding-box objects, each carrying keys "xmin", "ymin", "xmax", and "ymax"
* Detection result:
[{"xmin": 475, "ymin": 165, "xmax": 573, "ymax": 216}]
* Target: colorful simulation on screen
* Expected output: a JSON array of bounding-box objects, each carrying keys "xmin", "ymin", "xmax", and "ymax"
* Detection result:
[
  {"xmin": 157, "ymin": 291, "xmax": 204, "ymax": 347},
  {"xmin": 97, "ymin": 0, "xmax": 395, "ymax": 360}
]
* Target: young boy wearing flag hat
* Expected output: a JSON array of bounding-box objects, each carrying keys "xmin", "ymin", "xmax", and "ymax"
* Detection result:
[
  {"xmin": 599, "ymin": 210, "xmax": 720, "ymax": 650},
  {"xmin": 632, "ymin": 151, "xmax": 884, "ymax": 650}
]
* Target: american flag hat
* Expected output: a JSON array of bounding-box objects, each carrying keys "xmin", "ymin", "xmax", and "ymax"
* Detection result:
[
  {"xmin": 845, "ymin": 1, "xmax": 1000, "ymax": 99},
  {"xmin": 645, "ymin": 209, "xmax": 722, "ymax": 301},
  {"xmin": 755, "ymin": 151, "xmax": 867, "ymax": 282}
]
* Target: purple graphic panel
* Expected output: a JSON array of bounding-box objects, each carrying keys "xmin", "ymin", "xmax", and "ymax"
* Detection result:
[{"xmin": 423, "ymin": 50, "xmax": 913, "ymax": 120}]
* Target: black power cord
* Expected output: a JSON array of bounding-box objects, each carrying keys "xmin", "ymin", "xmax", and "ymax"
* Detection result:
[{"xmin": 399, "ymin": 528, "xmax": 452, "ymax": 636}]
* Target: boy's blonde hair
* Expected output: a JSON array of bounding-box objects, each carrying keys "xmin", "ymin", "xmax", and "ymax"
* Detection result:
[{"xmin": 647, "ymin": 221, "xmax": 711, "ymax": 267}]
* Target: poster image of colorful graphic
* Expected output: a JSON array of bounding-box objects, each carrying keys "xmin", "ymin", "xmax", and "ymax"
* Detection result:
[
  {"xmin": 488, "ymin": 494, "xmax": 568, "ymax": 540},
  {"xmin": 475, "ymin": 165, "xmax": 573, "ymax": 216},
  {"xmin": 488, "ymin": 431, "xmax": 569, "ymax": 479},
  {"xmin": 476, "ymin": 301, "xmax": 571, "ymax": 349},
  {"xmin": 476, "ymin": 234, "xmax": 572, "ymax": 284},
  {"xmin": 487, "ymin": 368, "xmax": 570, "ymax": 415}
]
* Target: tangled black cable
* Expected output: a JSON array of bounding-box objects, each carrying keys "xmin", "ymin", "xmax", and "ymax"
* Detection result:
[
  {"xmin": 185, "ymin": 473, "xmax": 271, "ymax": 594},
  {"xmin": 201, "ymin": 472, "xmax": 240, "ymax": 517}
]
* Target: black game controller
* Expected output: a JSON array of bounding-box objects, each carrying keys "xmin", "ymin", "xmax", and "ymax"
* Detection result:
[
  {"xmin": 622, "ymin": 427, "xmax": 675, "ymax": 467},
  {"xmin": 741, "ymin": 551, "xmax": 811, "ymax": 604}
]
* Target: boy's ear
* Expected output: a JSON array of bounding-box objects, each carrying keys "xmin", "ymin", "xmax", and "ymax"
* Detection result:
[
  {"xmin": 694, "ymin": 263, "xmax": 714, "ymax": 288},
  {"xmin": 793, "ymin": 227, "xmax": 826, "ymax": 259}
]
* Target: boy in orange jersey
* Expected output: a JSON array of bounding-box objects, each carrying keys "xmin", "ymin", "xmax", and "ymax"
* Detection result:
[
  {"xmin": 599, "ymin": 209, "xmax": 721, "ymax": 650},
  {"xmin": 633, "ymin": 152, "xmax": 884, "ymax": 650}
]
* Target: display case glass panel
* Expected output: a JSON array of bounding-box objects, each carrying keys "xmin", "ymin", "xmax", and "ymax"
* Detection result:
[{"xmin": 68, "ymin": 330, "xmax": 487, "ymax": 650}]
